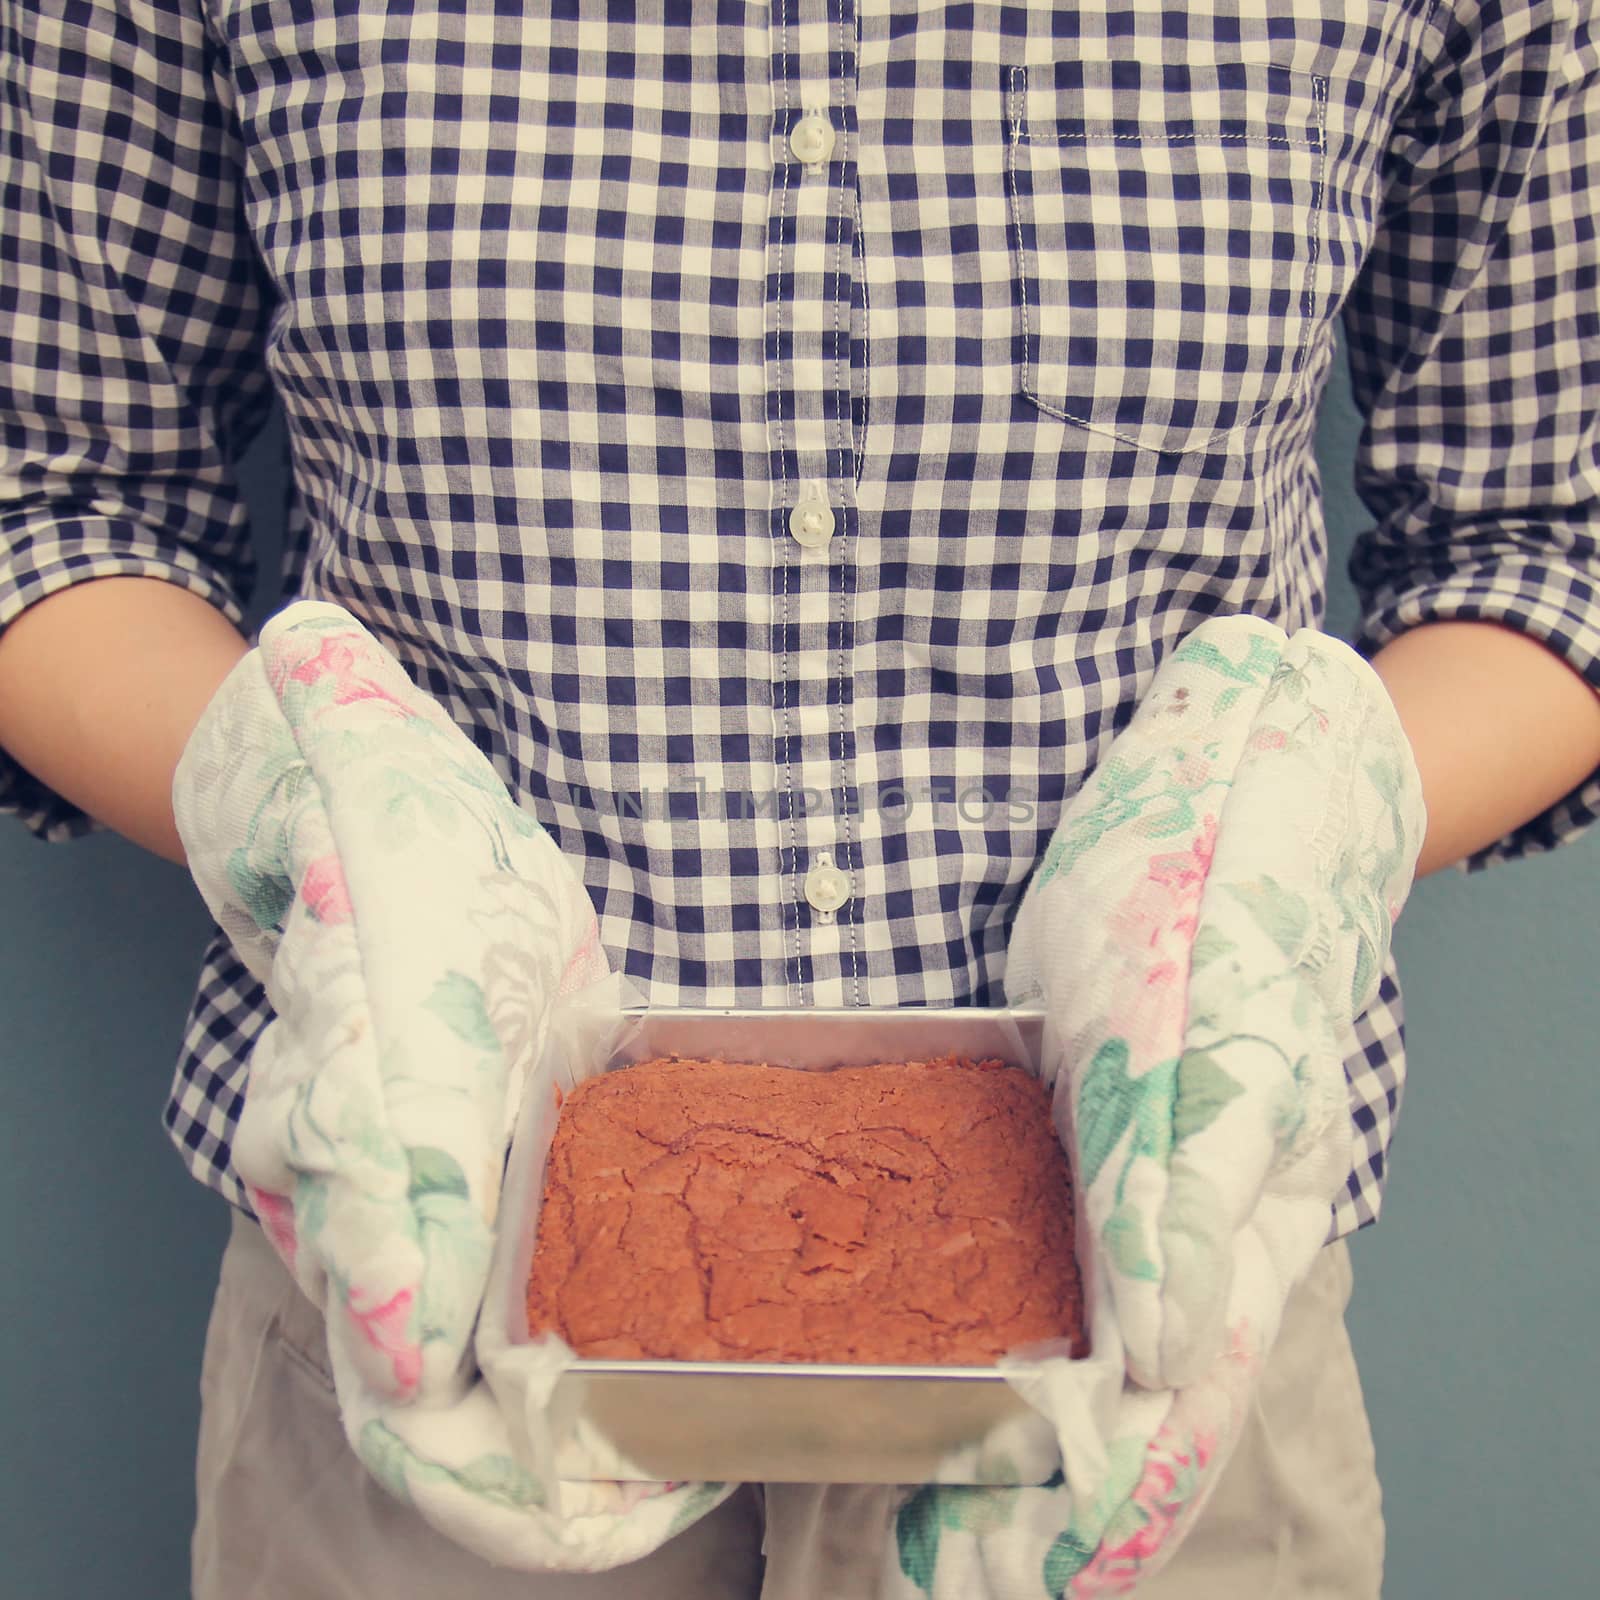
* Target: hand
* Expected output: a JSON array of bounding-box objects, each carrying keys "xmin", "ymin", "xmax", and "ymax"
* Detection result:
[
  {"xmin": 175, "ymin": 603, "xmax": 734, "ymax": 1572},
  {"xmin": 1007, "ymin": 615, "xmax": 1425, "ymax": 1390},
  {"xmin": 174, "ymin": 601, "xmax": 609, "ymax": 1404},
  {"xmin": 882, "ymin": 619, "xmax": 1425, "ymax": 1600}
]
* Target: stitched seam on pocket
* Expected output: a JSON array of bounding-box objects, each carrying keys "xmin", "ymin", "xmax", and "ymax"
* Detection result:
[
  {"xmin": 1007, "ymin": 67, "xmax": 1037, "ymax": 429},
  {"xmin": 1007, "ymin": 61, "xmax": 1331, "ymax": 455},
  {"xmin": 275, "ymin": 1331, "xmax": 336, "ymax": 1394},
  {"xmin": 197, "ymin": 1304, "xmax": 283, "ymax": 1508},
  {"xmin": 271, "ymin": 1307, "xmax": 337, "ymax": 1394}
]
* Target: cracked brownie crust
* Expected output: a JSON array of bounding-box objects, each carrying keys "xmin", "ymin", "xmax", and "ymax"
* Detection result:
[{"xmin": 524, "ymin": 1054, "xmax": 1089, "ymax": 1364}]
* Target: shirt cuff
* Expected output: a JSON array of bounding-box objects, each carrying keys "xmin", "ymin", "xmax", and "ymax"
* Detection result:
[{"xmin": 1351, "ymin": 554, "xmax": 1600, "ymax": 872}]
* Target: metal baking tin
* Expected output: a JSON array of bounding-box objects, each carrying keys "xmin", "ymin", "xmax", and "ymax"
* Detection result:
[{"xmin": 492, "ymin": 1006, "xmax": 1072, "ymax": 1485}]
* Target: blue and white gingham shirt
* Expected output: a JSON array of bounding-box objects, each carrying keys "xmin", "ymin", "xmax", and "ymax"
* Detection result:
[{"xmin": 4, "ymin": 0, "xmax": 1599, "ymax": 1239}]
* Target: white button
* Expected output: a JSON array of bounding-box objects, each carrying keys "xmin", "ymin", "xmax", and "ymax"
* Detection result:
[
  {"xmin": 803, "ymin": 851, "xmax": 852, "ymax": 919},
  {"xmin": 790, "ymin": 115, "xmax": 835, "ymax": 167},
  {"xmin": 789, "ymin": 498, "xmax": 836, "ymax": 549}
]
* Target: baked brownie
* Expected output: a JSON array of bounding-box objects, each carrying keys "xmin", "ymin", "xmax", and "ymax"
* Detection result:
[{"xmin": 524, "ymin": 1055, "xmax": 1088, "ymax": 1364}]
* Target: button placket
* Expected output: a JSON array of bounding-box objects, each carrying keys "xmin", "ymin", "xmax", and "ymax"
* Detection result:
[{"xmin": 766, "ymin": 12, "xmax": 863, "ymax": 987}]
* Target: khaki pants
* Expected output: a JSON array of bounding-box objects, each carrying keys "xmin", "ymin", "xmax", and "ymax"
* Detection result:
[{"xmin": 194, "ymin": 1211, "xmax": 1383, "ymax": 1598}]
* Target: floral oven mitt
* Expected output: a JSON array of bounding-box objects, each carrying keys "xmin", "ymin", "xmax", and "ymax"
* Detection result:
[
  {"xmin": 882, "ymin": 616, "xmax": 1426, "ymax": 1598},
  {"xmin": 173, "ymin": 600, "xmax": 729, "ymax": 1568}
]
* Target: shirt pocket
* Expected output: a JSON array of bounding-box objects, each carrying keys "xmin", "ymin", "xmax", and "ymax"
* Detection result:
[{"xmin": 1006, "ymin": 56, "xmax": 1330, "ymax": 457}]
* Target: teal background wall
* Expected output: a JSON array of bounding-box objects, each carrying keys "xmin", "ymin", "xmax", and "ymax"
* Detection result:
[{"xmin": 2, "ymin": 355, "xmax": 1597, "ymax": 1594}]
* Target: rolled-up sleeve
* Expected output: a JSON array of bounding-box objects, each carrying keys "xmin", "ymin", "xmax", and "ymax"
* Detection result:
[
  {"xmin": 0, "ymin": 0, "xmax": 277, "ymax": 838},
  {"xmin": 1342, "ymin": 0, "xmax": 1600, "ymax": 869}
]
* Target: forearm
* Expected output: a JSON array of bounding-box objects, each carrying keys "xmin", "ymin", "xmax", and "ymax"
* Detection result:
[
  {"xmin": 0, "ymin": 579, "xmax": 249, "ymax": 864},
  {"xmin": 1368, "ymin": 621, "xmax": 1600, "ymax": 877}
]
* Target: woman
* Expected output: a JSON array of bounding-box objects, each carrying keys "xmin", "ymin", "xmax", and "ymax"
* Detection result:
[{"xmin": 3, "ymin": 1, "xmax": 1598, "ymax": 1593}]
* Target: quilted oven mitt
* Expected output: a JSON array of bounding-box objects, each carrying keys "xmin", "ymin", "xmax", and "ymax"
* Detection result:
[
  {"xmin": 876, "ymin": 615, "xmax": 1426, "ymax": 1598},
  {"xmin": 173, "ymin": 600, "xmax": 731, "ymax": 1569}
]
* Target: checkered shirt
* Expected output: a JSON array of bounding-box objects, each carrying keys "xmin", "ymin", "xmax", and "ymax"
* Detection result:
[{"xmin": 4, "ymin": 0, "xmax": 1600, "ymax": 1241}]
